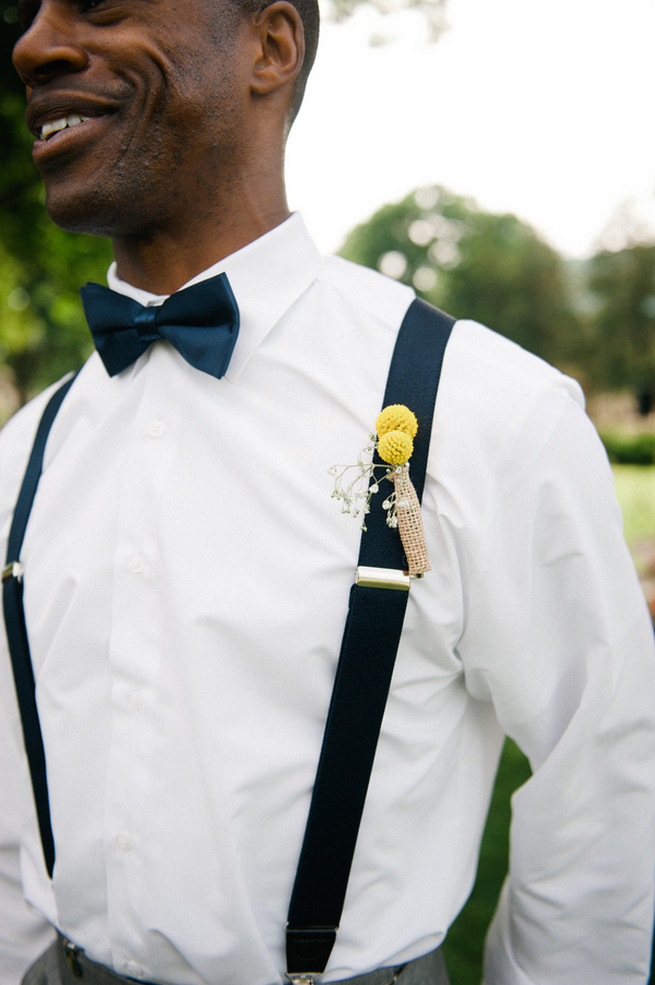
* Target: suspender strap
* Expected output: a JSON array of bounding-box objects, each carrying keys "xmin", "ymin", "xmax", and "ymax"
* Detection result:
[
  {"xmin": 286, "ymin": 300, "xmax": 455, "ymax": 980},
  {"xmin": 2, "ymin": 373, "xmax": 78, "ymax": 878}
]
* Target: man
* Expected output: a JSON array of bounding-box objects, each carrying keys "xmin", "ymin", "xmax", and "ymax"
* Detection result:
[{"xmin": 2, "ymin": 1, "xmax": 655, "ymax": 983}]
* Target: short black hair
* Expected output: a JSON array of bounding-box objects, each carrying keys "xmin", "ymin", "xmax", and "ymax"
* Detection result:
[{"xmin": 235, "ymin": 0, "xmax": 320, "ymax": 122}]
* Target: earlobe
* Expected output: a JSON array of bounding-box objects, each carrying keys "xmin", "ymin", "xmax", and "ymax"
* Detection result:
[{"xmin": 250, "ymin": 1, "xmax": 305, "ymax": 97}]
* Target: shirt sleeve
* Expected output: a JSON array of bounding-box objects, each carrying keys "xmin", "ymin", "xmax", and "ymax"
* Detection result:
[{"xmin": 458, "ymin": 384, "xmax": 655, "ymax": 984}]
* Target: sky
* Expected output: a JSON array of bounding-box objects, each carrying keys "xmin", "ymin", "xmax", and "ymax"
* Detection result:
[{"xmin": 286, "ymin": 0, "xmax": 655, "ymax": 259}]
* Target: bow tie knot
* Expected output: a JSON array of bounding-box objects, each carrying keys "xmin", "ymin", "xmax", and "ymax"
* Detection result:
[
  {"xmin": 133, "ymin": 306, "xmax": 164, "ymax": 343},
  {"xmin": 81, "ymin": 272, "xmax": 240, "ymax": 380}
]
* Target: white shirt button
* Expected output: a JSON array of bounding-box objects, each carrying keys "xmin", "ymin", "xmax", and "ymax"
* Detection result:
[
  {"xmin": 127, "ymin": 555, "xmax": 147, "ymax": 574},
  {"xmin": 126, "ymin": 691, "xmax": 143, "ymax": 712},
  {"xmin": 147, "ymin": 419, "xmax": 166, "ymax": 438},
  {"xmin": 115, "ymin": 834, "xmax": 132, "ymax": 853},
  {"xmin": 124, "ymin": 962, "xmax": 144, "ymax": 979}
]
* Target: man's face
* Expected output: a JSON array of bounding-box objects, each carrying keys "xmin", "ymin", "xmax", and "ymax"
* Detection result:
[{"xmin": 12, "ymin": 0, "xmax": 250, "ymax": 238}]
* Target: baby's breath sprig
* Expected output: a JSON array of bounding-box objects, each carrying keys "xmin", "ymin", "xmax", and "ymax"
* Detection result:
[{"xmin": 328, "ymin": 436, "xmax": 398, "ymax": 530}]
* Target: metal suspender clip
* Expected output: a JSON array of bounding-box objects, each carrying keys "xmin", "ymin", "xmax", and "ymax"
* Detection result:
[
  {"xmin": 2, "ymin": 561, "xmax": 24, "ymax": 584},
  {"xmin": 61, "ymin": 937, "xmax": 83, "ymax": 978},
  {"xmin": 355, "ymin": 566, "xmax": 418, "ymax": 591},
  {"xmin": 285, "ymin": 924, "xmax": 336, "ymax": 985}
]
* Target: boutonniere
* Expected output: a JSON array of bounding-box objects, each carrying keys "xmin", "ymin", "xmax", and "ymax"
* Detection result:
[{"xmin": 329, "ymin": 404, "xmax": 431, "ymax": 575}]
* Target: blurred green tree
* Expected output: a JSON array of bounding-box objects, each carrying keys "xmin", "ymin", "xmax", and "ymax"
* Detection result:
[
  {"xmin": 586, "ymin": 244, "xmax": 655, "ymax": 415},
  {"xmin": 339, "ymin": 185, "xmax": 582, "ymax": 370}
]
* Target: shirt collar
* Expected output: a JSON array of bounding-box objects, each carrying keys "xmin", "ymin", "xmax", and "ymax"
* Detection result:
[{"xmin": 105, "ymin": 213, "xmax": 325, "ymax": 381}]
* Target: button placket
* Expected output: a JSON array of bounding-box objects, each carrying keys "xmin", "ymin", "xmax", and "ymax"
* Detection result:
[{"xmin": 105, "ymin": 373, "xmax": 173, "ymax": 944}]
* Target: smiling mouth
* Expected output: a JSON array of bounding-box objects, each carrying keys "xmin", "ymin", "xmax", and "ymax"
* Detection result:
[
  {"xmin": 39, "ymin": 113, "xmax": 92, "ymax": 140},
  {"xmin": 38, "ymin": 113, "xmax": 98, "ymax": 140}
]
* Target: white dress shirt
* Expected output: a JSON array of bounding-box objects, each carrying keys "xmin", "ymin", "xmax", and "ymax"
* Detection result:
[{"xmin": 1, "ymin": 214, "xmax": 654, "ymax": 985}]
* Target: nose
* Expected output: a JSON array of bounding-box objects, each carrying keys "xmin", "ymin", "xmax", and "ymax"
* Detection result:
[{"xmin": 13, "ymin": 1, "xmax": 89, "ymax": 89}]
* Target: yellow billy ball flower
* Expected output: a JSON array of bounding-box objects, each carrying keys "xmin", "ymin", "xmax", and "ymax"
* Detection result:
[
  {"xmin": 378, "ymin": 429, "xmax": 413, "ymax": 465},
  {"xmin": 376, "ymin": 404, "xmax": 418, "ymax": 439}
]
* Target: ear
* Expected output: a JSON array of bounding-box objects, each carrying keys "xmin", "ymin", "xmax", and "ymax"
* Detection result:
[{"xmin": 249, "ymin": 1, "xmax": 305, "ymax": 98}]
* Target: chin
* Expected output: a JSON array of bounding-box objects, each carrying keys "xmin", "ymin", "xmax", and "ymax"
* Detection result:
[
  {"xmin": 45, "ymin": 184, "xmax": 101, "ymax": 233},
  {"xmin": 44, "ymin": 184, "xmax": 135, "ymax": 238}
]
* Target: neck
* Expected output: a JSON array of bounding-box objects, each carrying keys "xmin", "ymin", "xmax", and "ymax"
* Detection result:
[{"xmin": 111, "ymin": 178, "xmax": 290, "ymax": 296}]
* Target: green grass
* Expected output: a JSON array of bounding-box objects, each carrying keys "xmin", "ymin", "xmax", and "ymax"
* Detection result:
[
  {"xmin": 612, "ymin": 465, "xmax": 655, "ymax": 547},
  {"xmin": 441, "ymin": 740, "xmax": 531, "ymax": 983},
  {"xmin": 441, "ymin": 466, "xmax": 655, "ymax": 982}
]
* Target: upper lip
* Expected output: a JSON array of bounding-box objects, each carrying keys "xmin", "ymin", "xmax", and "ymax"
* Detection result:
[{"xmin": 26, "ymin": 91, "xmax": 119, "ymax": 139}]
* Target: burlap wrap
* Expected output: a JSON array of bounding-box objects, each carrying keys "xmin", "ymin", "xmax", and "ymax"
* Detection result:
[{"xmin": 392, "ymin": 465, "xmax": 431, "ymax": 576}]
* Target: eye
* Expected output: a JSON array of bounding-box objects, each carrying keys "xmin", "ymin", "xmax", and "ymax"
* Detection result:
[
  {"xmin": 76, "ymin": 0, "xmax": 130, "ymax": 22},
  {"xmin": 78, "ymin": 0, "xmax": 107, "ymax": 11}
]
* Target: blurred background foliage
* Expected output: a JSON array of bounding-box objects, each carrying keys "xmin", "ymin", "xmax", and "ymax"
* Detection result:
[
  {"xmin": 340, "ymin": 184, "xmax": 655, "ymax": 419},
  {"xmin": 587, "ymin": 244, "xmax": 655, "ymax": 414},
  {"xmin": 340, "ymin": 185, "xmax": 581, "ymax": 370}
]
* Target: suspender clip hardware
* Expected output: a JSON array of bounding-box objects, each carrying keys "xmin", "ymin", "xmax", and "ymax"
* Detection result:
[
  {"xmin": 355, "ymin": 566, "xmax": 413, "ymax": 591},
  {"xmin": 2, "ymin": 561, "xmax": 24, "ymax": 584},
  {"xmin": 62, "ymin": 937, "xmax": 83, "ymax": 978},
  {"xmin": 286, "ymin": 975, "xmax": 318, "ymax": 985}
]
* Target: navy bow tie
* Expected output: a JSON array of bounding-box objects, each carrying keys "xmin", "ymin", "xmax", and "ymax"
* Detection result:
[{"xmin": 80, "ymin": 272, "xmax": 240, "ymax": 379}]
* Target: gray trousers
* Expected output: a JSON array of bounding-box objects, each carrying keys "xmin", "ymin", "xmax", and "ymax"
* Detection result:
[{"xmin": 22, "ymin": 935, "xmax": 450, "ymax": 985}]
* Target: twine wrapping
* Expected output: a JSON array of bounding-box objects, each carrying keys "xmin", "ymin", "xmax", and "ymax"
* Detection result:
[{"xmin": 392, "ymin": 464, "xmax": 431, "ymax": 575}]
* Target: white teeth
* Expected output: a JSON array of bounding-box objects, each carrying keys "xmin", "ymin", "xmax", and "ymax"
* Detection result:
[
  {"xmin": 41, "ymin": 117, "xmax": 67, "ymax": 139},
  {"xmin": 40, "ymin": 114, "xmax": 91, "ymax": 140}
]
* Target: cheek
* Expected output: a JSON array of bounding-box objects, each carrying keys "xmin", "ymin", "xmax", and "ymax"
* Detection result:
[
  {"xmin": 112, "ymin": 35, "xmax": 247, "ymax": 160},
  {"xmin": 108, "ymin": 36, "xmax": 175, "ymax": 113}
]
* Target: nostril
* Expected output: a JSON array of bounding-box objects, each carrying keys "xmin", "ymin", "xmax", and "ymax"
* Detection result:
[
  {"xmin": 17, "ymin": 60, "xmax": 70, "ymax": 89},
  {"xmin": 12, "ymin": 9, "xmax": 89, "ymax": 85},
  {"xmin": 14, "ymin": 49, "xmax": 89, "ymax": 88},
  {"xmin": 36, "ymin": 57, "xmax": 77, "ymax": 82}
]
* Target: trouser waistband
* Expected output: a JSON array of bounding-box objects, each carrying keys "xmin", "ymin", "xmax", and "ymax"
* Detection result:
[{"xmin": 37, "ymin": 934, "xmax": 449, "ymax": 985}]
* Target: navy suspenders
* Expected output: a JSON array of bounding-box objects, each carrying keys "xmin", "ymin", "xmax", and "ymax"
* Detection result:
[
  {"xmin": 2, "ymin": 371, "xmax": 79, "ymax": 880},
  {"xmin": 2, "ymin": 298, "xmax": 454, "ymax": 980},
  {"xmin": 286, "ymin": 299, "xmax": 454, "ymax": 981}
]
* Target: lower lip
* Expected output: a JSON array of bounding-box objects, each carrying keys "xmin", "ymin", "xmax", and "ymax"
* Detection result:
[{"xmin": 32, "ymin": 116, "xmax": 109, "ymax": 166}]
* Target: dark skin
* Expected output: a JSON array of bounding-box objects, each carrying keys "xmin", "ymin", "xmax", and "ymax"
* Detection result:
[{"xmin": 12, "ymin": 0, "xmax": 305, "ymax": 294}]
